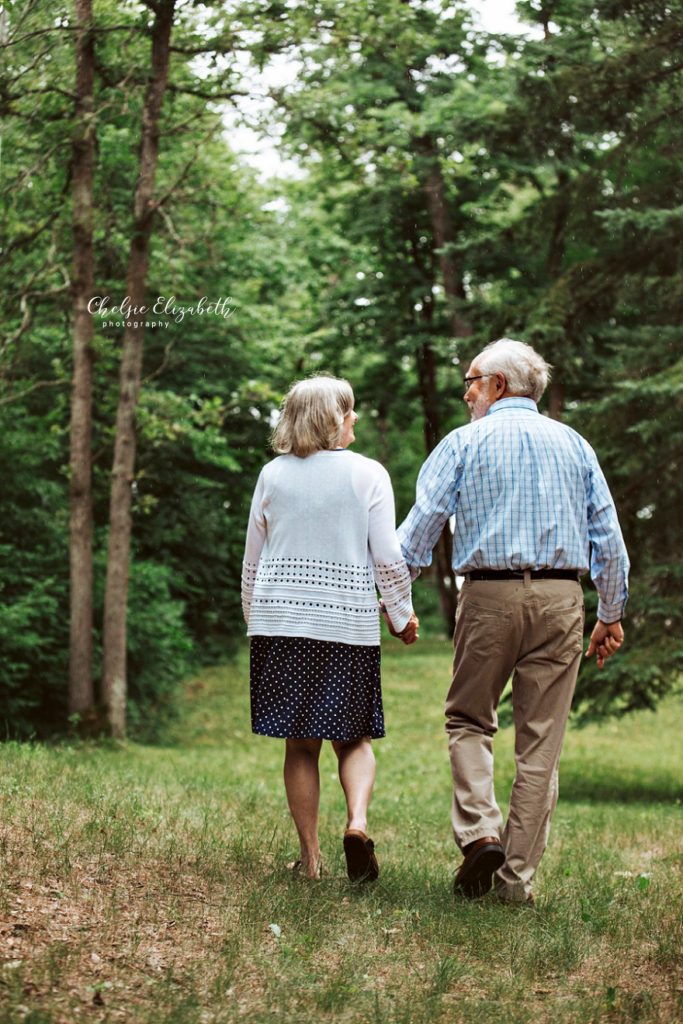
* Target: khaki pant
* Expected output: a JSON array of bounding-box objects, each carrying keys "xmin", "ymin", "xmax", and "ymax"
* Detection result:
[{"xmin": 445, "ymin": 574, "xmax": 584, "ymax": 901}]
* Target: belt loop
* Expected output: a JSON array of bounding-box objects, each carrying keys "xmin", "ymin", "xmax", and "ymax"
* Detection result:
[{"xmin": 523, "ymin": 569, "xmax": 531, "ymax": 588}]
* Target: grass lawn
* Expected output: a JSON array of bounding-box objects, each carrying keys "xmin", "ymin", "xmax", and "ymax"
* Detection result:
[{"xmin": 1, "ymin": 639, "xmax": 682, "ymax": 1023}]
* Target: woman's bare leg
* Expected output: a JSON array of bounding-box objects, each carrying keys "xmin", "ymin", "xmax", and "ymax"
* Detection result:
[
  {"xmin": 332, "ymin": 737, "xmax": 376, "ymax": 834},
  {"xmin": 283, "ymin": 738, "xmax": 323, "ymax": 877}
]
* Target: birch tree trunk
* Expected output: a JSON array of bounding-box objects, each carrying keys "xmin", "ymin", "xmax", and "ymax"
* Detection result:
[
  {"xmin": 68, "ymin": 0, "xmax": 95, "ymax": 719},
  {"xmin": 101, "ymin": 0, "xmax": 176, "ymax": 738}
]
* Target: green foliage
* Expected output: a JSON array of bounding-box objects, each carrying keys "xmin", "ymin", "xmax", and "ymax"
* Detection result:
[
  {"xmin": 124, "ymin": 561, "xmax": 194, "ymax": 742},
  {"xmin": 572, "ymin": 371, "xmax": 683, "ymax": 717},
  {"xmin": 0, "ymin": 0, "xmax": 305, "ymax": 737},
  {"xmin": 265, "ymin": 0, "xmax": 683, "ymax": 716},
  {"xmin": 2, "ymin": 0, "xmax": 682, "ymax": 734},
  {"xmin": 0, "ymin": 399, "xmax": 70, "ymax": 738}
]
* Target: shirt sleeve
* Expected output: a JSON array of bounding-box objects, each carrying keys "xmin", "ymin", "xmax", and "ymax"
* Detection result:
[
  {"xmin": 584, "ymin": 448, "xmax": 630, "ymax": 623},
  {"xmin": 241, "ymin": 468, "xmax": 267, "ymax": 625},
  {"xmin": 397, "ymin": 434, "xmax": 461, "ymax": 579},
  {"xmin": 367, "ymin": 465, "xmax": 414, "ymax": 634}
]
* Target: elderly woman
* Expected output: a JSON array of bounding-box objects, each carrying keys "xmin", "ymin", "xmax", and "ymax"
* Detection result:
[{"xmin": 242, "ymin": 375, "xmax": 418, "ymax": 882}]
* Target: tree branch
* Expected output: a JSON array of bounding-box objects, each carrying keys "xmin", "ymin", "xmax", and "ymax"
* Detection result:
[
  {"xmin": 142, "ymin": 339, "xmax": 176, "ymax": 384},
  {"xmin": 2, "ymin": 210, "xmax": 62, "ymax": 259},
  {"xmin": 0, "ymin": 272, "xmax": 70, "ymax": 358},
  {"xmin": 1, "ymin": 23, "xmax": 142, "ymax": 47},
  {"xmin": 154, "ymin": 119, "xmax": 223, "ymax": 209},
  {"xmin": 166, "ymin": 83, "xmax": 249, "ymax": 101},
  {"xmin": 3, "ymin": 42, "xmax": 56, "ymax": 83},
  {"xmin": 7, "ymin": 85, "xmax": 77, "ymax": 101},
  {"xmin": 0, "ymin": 379, "xmax": 68, "ymax": 407},
  {"xmin": 169, "ymin": 40, "xmax": 246, "ymax": 56},
  {"xmin": 160, "ymin": 110, "xmax": 212, "ymax": 136}
]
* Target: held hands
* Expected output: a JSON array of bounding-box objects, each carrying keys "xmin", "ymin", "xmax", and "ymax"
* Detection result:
[
  {"xmin": 585, "ymin": 619, "xmax": 624, "ymax": 669},
  {"xmin": 379, "ymin": 602, "xmax": 420, "ymax": 645}
]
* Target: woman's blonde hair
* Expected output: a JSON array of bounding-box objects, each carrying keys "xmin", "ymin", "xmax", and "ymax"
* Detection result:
[{"xmin": 271, "ymin": 375, "xmax": 355, "ymax": 457}]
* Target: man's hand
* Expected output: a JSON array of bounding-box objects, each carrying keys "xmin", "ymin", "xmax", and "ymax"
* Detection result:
[
  {"xmin": 380, "ymin": 603, "xmax": 420, "ymax": 645},
  {"xmin": 398, "ymin": 611, "xmax": 420, "ymax": 645},
  {"xmin": 585, "ymin": 620, "xmax": 624, "ymax": 669}
]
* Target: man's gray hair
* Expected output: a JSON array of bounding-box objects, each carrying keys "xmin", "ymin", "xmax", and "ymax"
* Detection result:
[{"xmin": 475, "ymin": 338, "xmax": 552, "ymax": 403}]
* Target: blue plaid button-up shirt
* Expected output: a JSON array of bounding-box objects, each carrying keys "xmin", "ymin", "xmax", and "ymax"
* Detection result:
[{"xmin": 397, "ymin": 397, "xmax": 629, "ymax": 623}]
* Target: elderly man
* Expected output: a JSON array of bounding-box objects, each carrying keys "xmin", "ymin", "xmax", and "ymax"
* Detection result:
[{"xmin": 396, "ymin": 338, "xmax": 629, "ymax": 904}]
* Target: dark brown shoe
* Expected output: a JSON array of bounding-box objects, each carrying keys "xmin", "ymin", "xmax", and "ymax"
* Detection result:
[
  {"xmin": 343, "ymin": 830, "xmax": 379, "ymax": 882},
  {"xmin": 453, "ymin": 836, "xmax": 505, "ymax": 899}
]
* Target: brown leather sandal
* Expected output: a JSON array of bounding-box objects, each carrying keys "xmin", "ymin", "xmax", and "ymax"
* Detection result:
[{"xmin": 343, "ymin": 830, "xmax": 379, "ymax": 882}]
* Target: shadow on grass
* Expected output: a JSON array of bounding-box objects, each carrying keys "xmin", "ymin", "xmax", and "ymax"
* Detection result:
[{"xmin": 557, "ymin": 771, "xmax": 683, "ymax": 805}]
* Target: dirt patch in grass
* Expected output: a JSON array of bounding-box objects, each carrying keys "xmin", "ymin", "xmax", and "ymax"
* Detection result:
[
  {"xmin": 1, "ymin": 825, "xmax": 247, "ymax": 1022},
  {"xmin": 565, "ymin": 948, "xmax": 683, "ymax": 1023}
]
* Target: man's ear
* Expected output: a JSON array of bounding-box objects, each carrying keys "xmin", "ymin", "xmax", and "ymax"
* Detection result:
[{"xmin": 495, "ymin": 372, "xmax": 507, "ymax": 395}]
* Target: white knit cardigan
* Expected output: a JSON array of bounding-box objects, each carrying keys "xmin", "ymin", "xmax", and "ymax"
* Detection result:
[{"xmin": 241, "ymin": 450, "xmax": 414, "ymax": 646}]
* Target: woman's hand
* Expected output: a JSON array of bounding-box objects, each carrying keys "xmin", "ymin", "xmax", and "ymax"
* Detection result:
[
  {"xmin": 399, "ymin": 611, "xmax": 420, "ymax": 644},
  {"xmin": 380, "ymin": 603, "xmax": 420, "ymax": 644}
]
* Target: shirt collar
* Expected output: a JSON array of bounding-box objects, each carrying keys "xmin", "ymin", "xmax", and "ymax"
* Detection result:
[{"xmin": 486, "ymin": 397, "xmax": 538, "ymax": 416}]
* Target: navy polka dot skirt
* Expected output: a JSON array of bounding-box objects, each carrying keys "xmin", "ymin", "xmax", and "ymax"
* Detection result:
[{"xmin": 250, "ymin": 635, "xmax": 384, "ymax": 741}]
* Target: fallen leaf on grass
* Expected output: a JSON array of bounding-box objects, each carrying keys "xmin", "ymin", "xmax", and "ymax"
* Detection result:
[{"xmin": 145, "ymin": 949, "xmax": 165, "ymax": 971}]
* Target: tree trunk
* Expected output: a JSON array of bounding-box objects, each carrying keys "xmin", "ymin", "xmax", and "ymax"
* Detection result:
[
  {"xmin": 101, "ymin": 0, "xmax": 176, "ymax": 739},
  {"xmin": 547, "ymin": 170, "xmax": 570, "ymax": 280},
  {"xmin": 423, "ymin": 157, "xmax": 470, "ymax": 339},
  {"xmin": 419, "ymin": 146, "xmax": 471, "ymax": 633},
  {"xmin": 68, "ymin": 0, "xmax": 95, "ymax": 720},
  {"xmin": 548, "ymin": 377, "xmax": 564, "ymax": 421},
  {"xmin": 547, "ymin": 169, "xmax": 570, "ymax": 421},
  {"xmin": 416, "ymin": 340, "xmax": 457, "ymax": 631}
]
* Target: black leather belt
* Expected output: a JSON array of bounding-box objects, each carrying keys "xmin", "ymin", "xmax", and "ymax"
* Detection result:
[{"xmin": 466, "ymin": 569, "xmax": 580, "ymax": 581}]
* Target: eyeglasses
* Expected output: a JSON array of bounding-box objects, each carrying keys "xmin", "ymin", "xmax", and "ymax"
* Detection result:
[{"xmin": 463, "ymin": 374, "xmax": 492, "ymax": 391}]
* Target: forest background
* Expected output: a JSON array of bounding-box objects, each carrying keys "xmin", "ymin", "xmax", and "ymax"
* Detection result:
[{"xmin": 1, "ymin": 0, "xmax": 682, "ymax": 740}]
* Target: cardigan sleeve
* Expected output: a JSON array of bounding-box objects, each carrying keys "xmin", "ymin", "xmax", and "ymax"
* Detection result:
[
  {"xmin": 241, "ymin": 469, "xmax": 267, "ymax": 625},
  {"xmin": 367, "ymin": 465, "xmax": 414, "ymax": 634}
]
